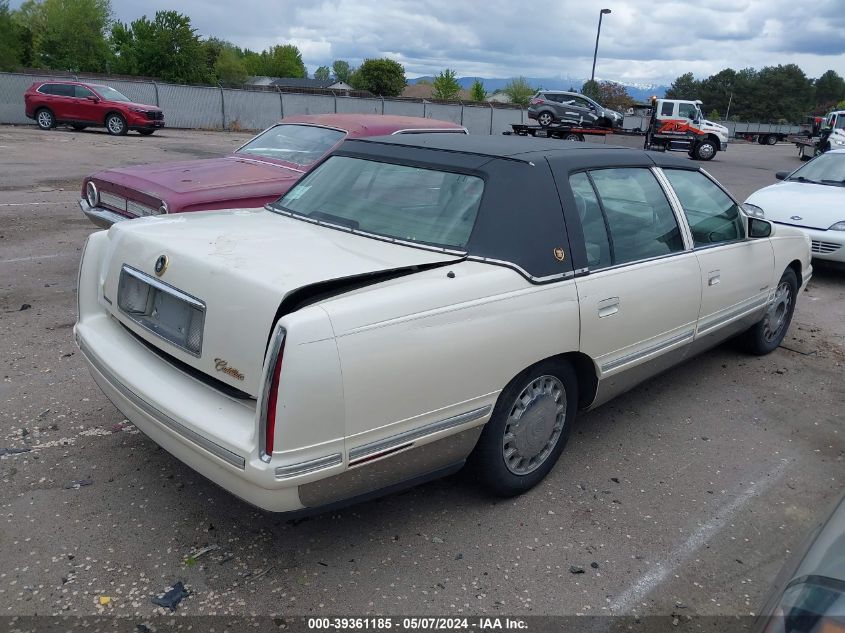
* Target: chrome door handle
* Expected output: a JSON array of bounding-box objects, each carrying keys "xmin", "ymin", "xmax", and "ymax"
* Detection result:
[
  {"xmin": 597, "ymin": 297, "xmax": 620, "ymax": 318},
  {"xmin": 708, "ymin": 271, "xmax": 721, "ymax": 286}
]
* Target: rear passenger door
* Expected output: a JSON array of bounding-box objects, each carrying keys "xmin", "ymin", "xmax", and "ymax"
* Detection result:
[
  {"xmin": 661, "ymin": 168, "xmax": 774, "ymax": 340},
  {"xmin": 48, "ymin": 83, "xmax": 75, "ymax": 120},
  {"xmin": 565, "ymin": 168, "xmax": 701, "ymax": 401}
]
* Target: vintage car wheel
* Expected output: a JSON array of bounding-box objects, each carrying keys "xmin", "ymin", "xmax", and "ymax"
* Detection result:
[
  {"xmin": 470, "ymin": 360, "xmax": 578, "ymax": 496},
  {"xmin": 537, "ymin": 112, "xmax": 554, "ymax": 128},
  {"xmin": 105, "ymin": 113, "xmax": 128, "ymax": 136},
  {"xmin": 35, "ymin": 108, "xmax": 55, "ymax": 130},
  {"xmin": 743, "ymin": 268, "xmax": 798, "ymax": 355}
]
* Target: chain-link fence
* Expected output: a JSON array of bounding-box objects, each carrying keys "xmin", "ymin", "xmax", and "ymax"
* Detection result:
[{"xmin": 0, "ymin": 71, "xmax": 526, "ymax": 135}]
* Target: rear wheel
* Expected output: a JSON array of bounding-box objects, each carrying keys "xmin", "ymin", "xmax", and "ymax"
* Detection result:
[
  {"xmin": 693, "ymin": 139, "xmax": 717, "ymax": 161},
  {"xmin": 564, "ymin": 132, "xmax": 582, "ymax": 142},
  {"xmin": 469, "ymin": 360, "xmax": 578, "ymax": 496},
  {"xmin": 105, "ymin": 113, "xmax": 127, "ymax": 136},
  {"xmin": 766, "ymin": 134, "xmax": 778, "ymax": 145},
  {"xmin": 138, "ymin": 129, "xmax": 155, "ymax": 136},
  {"xmin": 35, "ymin": 108, "xmax": 55, "ymax": 130},
  {"xmin": 742, "ymin": 269, "xmax": 798, "ymax": 355},
  {"xmin": 537, "ymin": 111, "xmax": 554, "ymax": 128}
]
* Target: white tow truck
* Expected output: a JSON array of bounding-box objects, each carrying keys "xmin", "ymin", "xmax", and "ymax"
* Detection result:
[{"xmin": 643, "ymin": 98, "xmax": 730, "ymax": 161}]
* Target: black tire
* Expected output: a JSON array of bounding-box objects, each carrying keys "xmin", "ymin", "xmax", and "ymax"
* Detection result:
[
  {"xmin": 469, "ymin": 359, "xmax": 578, "ymax": 496},
  {"xmin": 105, "ymin": 113, "xmax": 128, "ymax": 136},
  {"xmin": 563, "ymin": 132, "xmax": 581, "ymax": 142},
  {"xmin": 757, "ymin": 135, "xmax": 766, "ymax": 145},
  {"xmin": 766, "ymin": 134, "xmax": 778, "ymax": 145},
  {"xmin": 693, "ymin": 139, "xmax": 718, "ymax": 161},
  {"xmin": 138, "ymin": 129, "xmax": 155, "ymax": 136},
  {"xmin": 70, "ymin": 124, "xmax": 87, "ymax": 131},
  {"xmin": 537, "ymin": 111, "xmax": 554, "ymax": 128},
  {"xmin": 597, "ymin": 117, "xmax": 612, "ymax": 129},
  {"xmin": 742, "ymin": 268, "xmax": 798, "ymax": 355},
  {"xmin": 35, "ymin": 108, "xmax": 55, "ymax": 130}
]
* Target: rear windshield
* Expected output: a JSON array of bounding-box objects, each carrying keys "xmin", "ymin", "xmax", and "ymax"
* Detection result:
[
  {"xmin": 93, "ymin": 86, "xmax": 131, "ymax": 102},
  {"xmin": 237, "ymin": 124, "xmax": 345, "ymax": 167},
  {"xmin": 270, "ymin": 156, "xmax": 484, "ymax": 249}
]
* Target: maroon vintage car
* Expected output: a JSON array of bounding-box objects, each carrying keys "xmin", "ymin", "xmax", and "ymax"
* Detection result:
[{"xmin": 79, "ymin": 114, "xmax": 467, "ymax": 228}]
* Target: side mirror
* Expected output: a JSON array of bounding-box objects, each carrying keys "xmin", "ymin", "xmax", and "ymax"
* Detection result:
[
  {"xmin": 775, "ymin": 171, "xmax": 789, "ymax": 181},
  {"xmin": 86, "ymin": 95, "xmax": 99, "ymax": 102},
  {"xmin": 748, "ymin": 217, "xmax": 773, "ymax": 238}
]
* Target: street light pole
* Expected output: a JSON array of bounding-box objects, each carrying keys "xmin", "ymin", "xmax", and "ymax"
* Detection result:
[{"xmin": 590, "ymin": 8, "xmax": 612, "ymax": 83}]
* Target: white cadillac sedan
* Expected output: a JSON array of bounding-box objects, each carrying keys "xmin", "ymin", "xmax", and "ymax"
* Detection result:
[
  {"xmin": 75, "ymin": 135, "xmax": 812, "ymax": 513},
  {"xmin": 745, "ymin": 149, "xmax": 845, "ymax": 263}
]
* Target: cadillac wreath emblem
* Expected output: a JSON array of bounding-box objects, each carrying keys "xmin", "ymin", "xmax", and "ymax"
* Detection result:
[{"xmin": 154, "ymin": 254, "xmax": 169, "ymax": 277}]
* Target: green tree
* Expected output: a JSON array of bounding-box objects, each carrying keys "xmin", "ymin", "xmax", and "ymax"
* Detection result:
[
  {"xmin": 214, "ymin": 46, "xmax": 247, "ymax": 84},
  {"xmin": 470, "ymin": 79, "xmax": 485, "ymax": 102},
  {"xmin": 0, "ymin": 0, "xmax": 21, "ymax": 71},
  {"xmin": 503, "ymin": 76, "xmax": 535, "ymax": 107},
  {"xmin": 581, "ymin": 79, "xmax": 601, "ymax": 103},
  {"xmin": 109, "ymin": 20, "xmax": 137, "ymax": 74},
  {"xmin": 331, "ymin": 59, "xmax": 351, "ymax": 82},
  {"xmin": 665, "ymin": 72, "xmax": 700, "ymax": 100},
  {"xmin": 432, "ymin": 68, "xmax": 461, "ymax": 100},
  {"xmin": 814, "ymin": 70, "xmax": 845, "ymax": 109},
  {"xmin": 350, "ymin": 58, "xmax": 406, "ymax": 96},
  {"xmin": 314, "ymin": 65, "xmax": 330, "ymax": 81},
  {"xmin": 115, "ymin": 11, "xmax": 209, "ymax": 83},
  {"xmin": 595, "ymin": 80, "xmax": 632, "ymax": 111},
  {"xmin": 264, "ymin": 44, "xmax": 305, "ymax": 78},
  {"xmin": 241, "ymin": 49, "xmax": 263, "ymax": 76},
  {"xmin": 23, "ymin": 0, "xmax": 112, "ymax": 72},
  {"xmin": 753, "ymin": 64, "xmax": 813, "ymax": 122}
]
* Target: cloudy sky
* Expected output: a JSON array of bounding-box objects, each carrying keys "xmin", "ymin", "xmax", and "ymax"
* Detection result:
[{"xmin": 95, "ymin": 0, "xmax": 845, "ymax": 84}]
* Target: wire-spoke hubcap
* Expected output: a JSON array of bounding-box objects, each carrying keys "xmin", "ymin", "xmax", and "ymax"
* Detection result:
[
  {"xmin": 763, "ymin": 281, "xmax": 792, "ymax": 342},
  {"xmin": 502, "ymin": 375, "xmax": 566, "ymax": 475},
  {"xmin": 108, "ymin": 117, "xmax": 123, "ymax": 134}
]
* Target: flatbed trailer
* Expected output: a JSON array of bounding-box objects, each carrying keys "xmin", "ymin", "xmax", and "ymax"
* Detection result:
[
  {"xmin": 505, "ymin": 123, "xmax": 617, "ymax": 142},
  {"xmin": 786, "ymin": 134, "xmax": 819, "ymax": 161}
]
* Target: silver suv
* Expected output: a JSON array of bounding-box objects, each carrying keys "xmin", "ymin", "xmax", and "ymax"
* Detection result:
[{"xmin": 528, "ymin": 90, "xmax": 623, "ymax": 128}]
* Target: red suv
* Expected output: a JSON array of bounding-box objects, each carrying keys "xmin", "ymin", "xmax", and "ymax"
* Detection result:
[{"xmin": 24, "ymin": 81, "xmax": 164, "ymax": 136}]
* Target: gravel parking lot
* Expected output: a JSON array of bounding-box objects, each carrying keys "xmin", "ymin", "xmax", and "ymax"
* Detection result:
[{"xmin": 1, "ymin": 125, "xmax": 842, "ymax": 620}]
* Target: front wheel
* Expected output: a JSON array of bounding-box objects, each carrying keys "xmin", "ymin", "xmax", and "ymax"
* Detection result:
[
  {"xmin": 537, "ymin": 112, "xmax": 554, "ymax": 128},
  {"xmin": 35, "ymin": 108, "xmax": 55, "ymax": 130},
  {"xmin": 105, "ymin": 113, "xmax": 127, "ymax": 136},
  {"xmin": 693, "ymin": 139, "xmax": 717, "ymax": 161},
  {"xmin": 742, "ymin": 269, "xmax": 798, "ymax": 355},
  {"xmin": 469, "ymin": 360, "xmax": 578, "ymax": 496}
]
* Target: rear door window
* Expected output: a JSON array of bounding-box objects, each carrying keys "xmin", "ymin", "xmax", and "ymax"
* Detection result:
[
  {"xmin": 569, "ymin": 173, "xmax": 612, "ymax": 270},
  {"xmin": 49, "ymin": 84, "xmax": 74, "ymax": 97},
  {"xmin": 586, "ymin": 168, "xmax": 685, "ymax": 265}
]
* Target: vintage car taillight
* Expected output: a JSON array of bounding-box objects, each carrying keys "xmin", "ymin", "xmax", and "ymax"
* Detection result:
[{"xmin": 260, "ymin": 327, "xmax": 286, "ymax": 460}]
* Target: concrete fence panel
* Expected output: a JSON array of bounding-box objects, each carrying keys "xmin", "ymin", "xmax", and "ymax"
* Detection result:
[
  {"xmin": 223, "ymin": 89, "xmax": 281, "ymax": 131},
  {"xmin": 424, "ymin": 103, "xmax": 463, "ymax": 126},
  {"xmin": 335, "ymin": 96, "xmax": 382, "ymax": 115},
  {"xmin": 157, "ymin": 83, "xmax": 223, "ymax": 129},
  {"xmin": 460, "ymin": 105, "xmax": 494, "ymax": 135},
  {"xmin": 491, "ymin": 108, "xmax": 524, "ymax": 135},
  {"xmin": 0, "ymin": 72, "xmax": 75, "ymax": 125},
  {"xmin": 382, "ymin": 100, "xmax": 425, "ymax": 118},
  {"xmin": 281, "ymin": 93, "xmax": 335, "ymax": 117}
]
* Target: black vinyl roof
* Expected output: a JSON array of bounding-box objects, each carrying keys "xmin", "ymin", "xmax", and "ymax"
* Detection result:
[
  {"xmin": 333, "ymin": 133, "xmax": 700, "ymax": 281},
  {"xmin": 345, "ymin": 133, "xmax": 693, "ymax": 169}
]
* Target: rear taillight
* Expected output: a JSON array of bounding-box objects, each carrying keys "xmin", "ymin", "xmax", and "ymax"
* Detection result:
[
  {"xmin": 531, "ymin": 98, "xmax": 544, "ymax": 105},
  {"xmin": 260, "ymin": 327, "xmax": 286, "ymax": 460}
]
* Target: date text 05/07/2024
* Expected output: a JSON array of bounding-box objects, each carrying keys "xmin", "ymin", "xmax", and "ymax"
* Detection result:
[{"xmin": 307, "ymin": 617, "xmax": 529, "ymax": 630}]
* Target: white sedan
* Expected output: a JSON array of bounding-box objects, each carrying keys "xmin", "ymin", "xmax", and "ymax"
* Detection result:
[
  {"xmin": 745, "ymin": 149, "xmax": 845, "ymax": 263},
  {"xmin": 75, "ymin": 134, "xmax": 812, "ymax": 513}
]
